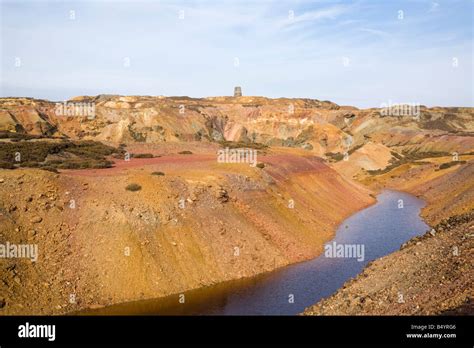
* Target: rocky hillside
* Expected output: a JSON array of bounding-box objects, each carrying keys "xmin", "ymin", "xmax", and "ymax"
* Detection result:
[
  {"xmin": 1, "ymin": 96, "xmax": 473, "ymax": 161},
  {"xmin": 0, "ymin": 143, "xmax": 373, "ymax": 314},
  {"xmin": 1, "ymin": 95, "xmax": 472, "ymax": 315}
]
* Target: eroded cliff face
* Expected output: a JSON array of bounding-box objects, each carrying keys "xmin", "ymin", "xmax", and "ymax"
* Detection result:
[
  {"xmin": 0, "ymin": 96, "xmax": 346, "ymax": 154},
  {"xmin": 2, "ymin": 96, "xmax": 472, "ymax": 160}
]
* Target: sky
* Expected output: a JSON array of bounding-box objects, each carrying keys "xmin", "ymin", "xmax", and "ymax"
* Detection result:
[{"xmin": 1, "ymin": 0, "xmax": 473, "ymax": 108}]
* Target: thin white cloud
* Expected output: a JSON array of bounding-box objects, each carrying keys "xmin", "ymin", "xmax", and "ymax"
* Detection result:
[
  {"xmin": 277, "ymin": 5, "xmax": 349, "ymax": 30},
  {"xmin": 359, "ymin": 27, "xmax": 390, "ymax": 37},
  {"xmin": 429, "ymin": 2, "xmax": 440, "ymax": 13}
]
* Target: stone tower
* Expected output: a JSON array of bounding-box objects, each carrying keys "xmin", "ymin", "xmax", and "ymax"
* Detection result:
[{"xmin": 234, "ymin": 86, "xmax": 242, "ymax": 97}]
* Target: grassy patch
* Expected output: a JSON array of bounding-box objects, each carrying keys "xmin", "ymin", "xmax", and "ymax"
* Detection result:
[{"xmin": 0, "ymin": 140, "xmax": 121, "ymax": 171}]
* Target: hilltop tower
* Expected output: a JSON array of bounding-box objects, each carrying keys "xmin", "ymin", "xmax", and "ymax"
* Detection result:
[{"xmin": 234, "ymin": 86, "xmax": 242, "ymax": 97}]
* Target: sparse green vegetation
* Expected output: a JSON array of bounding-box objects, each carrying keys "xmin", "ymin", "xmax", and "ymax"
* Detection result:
[
  {"xmin": 126, "ymin": 183, "xmax": 142, "ymax": 191},
  {"xmin": 401, "ymin": 150, "xmax": 451, "ymax": 160},
  {"xmin": 0, "ymin": 161, "xmax": 15, "ymax": 169},
  {"xmin": 0, "ymin": 141, "xmax": 67, "ymax": 163},
  {"xmin": 19, "ymin": 161, "xmax": 40, "ymax": 168},
  {"xmin": 367, "ymin": 150, "xmax": 456, "ymax": 175},
  {"xmin": 0, "ymin": 131, "xmax": 42, "ymax": 140},
  {"xmin": 325, "ymin": 152, "xmax": 344, "ymax": 162},
  {"xmin": 132, "ymin": 153, "xmax": 154, "ymax": 158},
  {"xmin": 366, "ymin": 149, "xmax": 464, "ymax": 175},
  {"xmin": 47, "ymin": 159, "xmax": 114, "ymax": 169},
  {"xmin": 390, "ymin": 151, "xmax": 403, "ymax": 160},
  {"xmin": 347, "ymin": 143, "xmax": 364, "ymax": 155},
  {"xmin": 66, "ymin": 140, "xmax": 118, "ymax": 159},
  {"xmin": 438, "ymin": 161, "xmax": 466, "ymax": 170},
  {"xmin": 219, "ymin": 140, "xmax": 268, "ymax": 150},
  {"xmin": 422, "ymin": 119, "xmax": 454, "ymax": 132},
  {"xmin": 367, "ymin": 163, "xmax": 404, "ymax": 175},
  {"xmin": 128, "ymin": 123, "xmax": 147, "ymax": 142},
  {"xmin": 40, "ymin": 166, "xmax": 59, "ymax": 173},
  {"xmin": 0, "ymin": 140, "xmax": 121, "ymax": 171}
]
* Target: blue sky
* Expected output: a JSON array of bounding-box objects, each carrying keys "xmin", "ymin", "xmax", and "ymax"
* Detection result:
[{"xmin": 1, "ymin": 0, "xmax": 472, "ymax": 107}]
